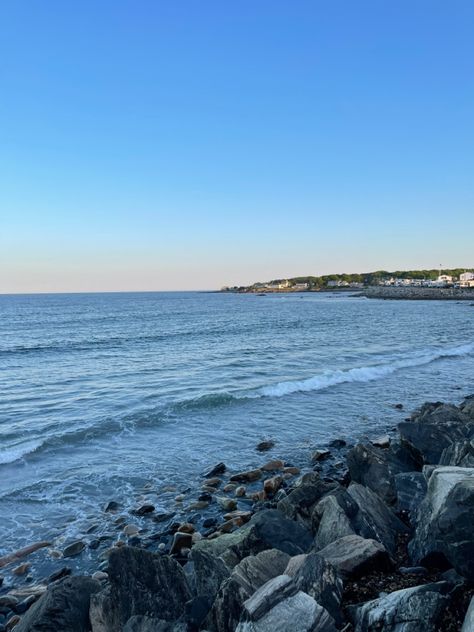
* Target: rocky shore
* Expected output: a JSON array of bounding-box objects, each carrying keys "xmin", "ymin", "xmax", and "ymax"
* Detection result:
[
  {"xmin": 1, "ymin": 397, "xmax": 474, "ymax": 631},
  {"xmin": 359, "ymin": 287, "xmax": 474, "ymax": 301}
]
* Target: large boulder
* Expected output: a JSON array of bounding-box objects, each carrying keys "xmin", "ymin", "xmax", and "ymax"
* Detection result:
[
  {"xmin": 236, "ymin": 575, "xmax": 336, "ymax": 632},
  {"xmin": 439, "ymin": 440, "xmax": 474, "ymax": 467},
  {"xmin": 398, "ymin": 403, "xmax": 474, "ymax": 465},
  {"xmin": 90, "ymin": 547, "xmax": 191, "ymax": 632},
  {"xmin": 286, "ymin": 552, "xmax": 343, "ymax": 623},
  {"xmin": 277, "ymin": 474, "xmax": 340, "ymax": 530},
  {"xmin": 409, "ymin": 466, "xmax": 474, "ymax": 579},
  {"xmin": 312, "ymin": 495, "xmax": 356, "ymax": 550},
  {"xmin": 123, "ymin": 617, "xmax": 186, "ymax": 632},
  {"xmin": 193, "ymin": 510, "xmax": 312, "ymax": 568},
  {"xmin": 347, "ymin": 441, "xmax": 417, "ymax": 505},
  {"xmin": 205, "ymin": 549, "xmax": 290, "ymax": 632},
  {"xmin": 349, "ymin": 581, "xmax": 450, "ymax": 631},
  {"xmin": 316, "ymin": 535, "xmax": 391, "ymax": 579},
  {"xmin": 394, "ymin": 471, "xmax": 427, "ymax": 519},
  {"xmin": 14, "ymin": 576, "xmax": 101, "ymax": 632},
  {"xmin": 347, "ymin": 483, "xmax": 408, "ymax": 555},
  {"xmin": 188, "ymin": 548, "xmax": 230, "ymax": 602}
]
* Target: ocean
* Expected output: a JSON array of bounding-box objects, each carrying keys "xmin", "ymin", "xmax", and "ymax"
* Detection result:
[{"xmin": 1, "ymin": 291, "xmax": 474, "ymax": 575}]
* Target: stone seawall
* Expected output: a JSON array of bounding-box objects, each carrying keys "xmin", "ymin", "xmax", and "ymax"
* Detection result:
[{"xmin": 360, "ymin": 286, "xmax": 474, "ymax": 301}]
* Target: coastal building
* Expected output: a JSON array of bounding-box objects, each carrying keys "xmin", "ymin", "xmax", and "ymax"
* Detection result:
[
  {"xmin": 460, "ymin": 272, "xmax": 474, "ymax": 282},
  {"xmin": 293, "ymin": 282, "xmax": 309, "ymax": 290}
]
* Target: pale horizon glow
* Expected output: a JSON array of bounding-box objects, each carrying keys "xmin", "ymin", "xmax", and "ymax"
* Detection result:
[{"xmin": 1, "ymin": 2, "xmax": 473, "ymax": 294}]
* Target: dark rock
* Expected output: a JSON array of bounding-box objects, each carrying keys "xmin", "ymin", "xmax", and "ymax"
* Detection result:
[
  {"xmin": 202, "ymin": 517, "xmax": 217, "ymax": 529},
  {"xmin": 63, "ymin": 540, "xmax": 85, "ymax": 557},
  {"xmin": 277, "ymin": 474, "xmax": 340, "ymax": 529},
  {"xmin": 287, "ymin": 552, "xmax": 343, "ymax": 623},
  {"xmin": 241, "ymin": 574, "xmax": 297, "ymax": 620},
  {"xmin": 439, "ymin": 440, "xmax": 474, "ymax": 467},
  {"xmin": 395, "ymin": 403, "xmax": 404, "ymax": 409},
  {"xmin": 13, "ymin": 576, "xmax": 101, "ymax": 632},
  {"xmin": 399, "ymin": 566, "xmax": 428, "ymax": 575},
  {"xmin": 153, "ymin": 512, "xmax": 176, "ymax": 524},
  {"xmin": 398, "ymin": 403, "xmax": 474, "ymax": 465},
  {"xmin": 230, "ymin": 469, "xmax": 262, "ymax": 483},
  {"xmin": 347, "ymin": 482, "xmax": 409, "ymax": 555},
  {"xmin": 347, "ymin": 441, "xmax": 417, "ymax": 505},
  {"xmin": 409, "ymin": 466, "xmax": 474, "ymax": 579},
  {"xmin": 13, "ymin": 597, "xmax": 37, "ymax": 615},
  {"xmin": 132, "ymin": 504, "xmax": 155, "ymax": 516},
  {"xmin": 104, "ymin": 501, "xmax": 120, "ymax": 512},
  {"xmin": 371, "ymin": 434, "xmax": 390, "ymax": 448},
  {"xmin": 89, "ymin": 547, "xmax": 192, "ymax": 631},
  {"xmin": 170, "ymin": 532, "xmax": 193, "ymax": 556},
  {"xmin": 123, "ymin": 616, "xmax": 186, "ymax": 632},
  {"xmin": 256, "ymin": 440, "xmax": 275, "ymax": 452},
  {"xmin": 311, "ymin": 450, "xmax": 330, "ymax": 463},
  {"xmin": 205, "ymin": 549, "xmax": 290, "ymax": 632},
  {"xmin": 47, "ymin": 567, "xmax": 72, "ymax": 583},
  {"xmin": 204, "ymin": 463, "xmax": 226, "ymax": 477},
  {"xmin": 394, "ymin": 471, "xmax": 427, "ymax": 519},
  {"xmin": 189, "ymin": 548, "xmax": 231, "ymax": 602},
  {"xmin": 328, "ymin": 439, "xmax": 346, "ymax": 448},
  {"xmin": 185, "ymin": 595, "xmax": 212, "ymax": 628},
  {"xmin": 317, "ymin": 534, "xmax": 391, "ymax": 579},
  {"xmin": 462, "ymin": 595, "xmax": 474, "ymax": 631},
  {"xmin": 89, "ymin": 540, "xmax": 100, "ymax": 550},
  {"xmin": 348, "ymin": 581, "xmax": 450, "ymax": 632}
]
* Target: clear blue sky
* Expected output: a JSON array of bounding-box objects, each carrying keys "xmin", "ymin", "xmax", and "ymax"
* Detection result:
[{"xmin": 1, "ymin": 1, "xmax": 473, "ymax": 292}]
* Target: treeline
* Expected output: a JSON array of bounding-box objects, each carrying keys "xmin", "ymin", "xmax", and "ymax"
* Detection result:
[{"xmin": 252, "ymin": 268, "xmax": 473, "ymax": 289}]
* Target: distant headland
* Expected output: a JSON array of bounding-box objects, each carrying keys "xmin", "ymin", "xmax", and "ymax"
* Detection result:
[{"xmin": 221, "ymin": 268, "xmax": 474, "ymax": 296}]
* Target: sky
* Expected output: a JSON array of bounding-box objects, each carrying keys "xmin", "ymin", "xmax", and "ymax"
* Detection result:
[{"xmin": 1, "ymin": 1, "xmax": 473, "ymax": 293}]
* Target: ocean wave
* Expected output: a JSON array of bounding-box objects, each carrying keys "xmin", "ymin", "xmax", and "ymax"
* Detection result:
[
  {"xmin": 255, "ymin": 342, "xmax": 474, "ymax": 397},
  {"xmin": 0, "ymin": 439, "xmax": 45, "ymax": 465}
]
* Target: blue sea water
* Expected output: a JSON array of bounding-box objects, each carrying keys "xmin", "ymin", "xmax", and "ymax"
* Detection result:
[{"xmin": 1, "ymin": 291, "xmax": 474, "ymax": 568}]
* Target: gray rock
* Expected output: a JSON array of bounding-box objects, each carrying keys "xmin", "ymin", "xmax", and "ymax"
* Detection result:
[
  {"xmin": 313, "ymin": 495, "xmax": 356, "ymax": 550},
  {"xmin": 14, "ymin": 576, "xmax": 101, "ymax": 632},
  {"xmin": 290, "ymin": 552, "xmax": 343, "ymax": 623},
  {"xmin": 188, "ymin": 548, "xmax": 231, "ymax": 602},
  {"xmin": 123, "ymin": 616, "xmax": 187, "ymax": 632},
  {"xmin": 317, "ymin": 535, "xmax": 391, "ymax": 579},
  {"xmin": 90, "ymin": 547, "xmax": 191, "ymax": 631},
  {"xmin": 349, "ymin": 581, "xmax": 450, "ymax": 632},
  {"xmin": 242, "ymin": 575, "xmax": 297, "ymax": 620},
  {"xmin": 311, "ymin": 450, "xmax": 330, "ymax": 462},
  {"xmin": 347, "ymin": 442, "xmax": 417, "ymax": 505},
  {"xmin": 205, "ymin": 549, "xmax": 290, "ymax": 632},
  {"xmin": 439, "ymin": 440, "xmax": 474, "ymax": 467},
  {"xmin": 394, "ymin": 471, "xmax": 427, "ymax": 519},
  {"xmin": 204, "ymin": 463, "xmax": 226, "ymax": 477},
  {"xmin": 409, "ymin": 466, "xmax": 474, "ymax": 579},
  {"xmin": 236, "ymin": 589, "xmax": 336, "ymax": 632},
  {"xmin": 63, "ymin": 540, "xmax": 85, "ymax": 557},
  {"xmin": 277, "ymin": 474, "xmax": 340, "ymax": 529},
  {"xmin": 193, "ymin": 510, "xmax": 312, "ymax": 569},
  {"xmin": 462, "ymin": 595, "xmax": 474, "ymax": 632},
  {"xmin": 398, "ymin": 403, "xmax": 474, "ymax": 465},
  {"xmin": 347, "ymin": 483, "xmax": 408, "ymax": 555}
]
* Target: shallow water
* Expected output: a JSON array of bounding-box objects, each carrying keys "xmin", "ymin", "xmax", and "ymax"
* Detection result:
[{"xmin": 1, "ymin": 291, "xmax": 474, "ymax": 570}]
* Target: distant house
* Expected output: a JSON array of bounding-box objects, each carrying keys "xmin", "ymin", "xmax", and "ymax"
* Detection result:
[
  {"xmin": 460, "ymin": 272, "xmax": 474, "ymax": 282},
  {"xmin": 437, "ymin": 274, "xmax": 453, "ymax": 283},
  {"xmin": 293, "ymin": 282, "xmax": 309, "ymax": 290}
]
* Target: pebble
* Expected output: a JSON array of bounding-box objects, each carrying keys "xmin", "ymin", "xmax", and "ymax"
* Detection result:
[
  {"xmin": 123, "ymin": 525, "xmax": 139, "ymax": 536},
  {"xmin": 217, "ymin": 497, "xmax": 237, "ymax": 511},
  {"xmin": 153, "ymin": 512, "xmax": 175, "ymax": 523},
  {"xmin": 188, "ymin": 501, "xmax": 209, "ymax": 510},
  {"xmin": 223, "ymin": 510, "xmax": 252, "ymax": 523},
  {"xmin": 160, "ymin": 485, "xmax": 177, "ymax": 493},
  {"xmin": 0, "ymin": 598, "xmax": 18, "ymax": 610},
  {"xmin": 132, "ymin": 503, "xmax": 155, "ymax": 516},
  {"xmin": 256, "ymin": 440, "xmax": 275, "ymax": 452},
  {"xmin": 283, "ymin": 466, "xmax": 300, "ymax": 476},
  {"xmin": 174, "ymin": 495, "xmax": 185, "ymax": 502},
  {"xmin": 203, "ymin": 477, "xmax": 222, "ymax": 488},
  {"xmin": 235, "ymin": 485, "xmax": 246, "ymax": 497},
  {"xmin": 223, "ymin": 483, "xmax": 237, "ymax": 493},
  {"xmin": 14, "ymin": 596, "xmax": 37, "ymax": 615},
  {"xmin": 229, "ymin": 468, "xmax": 262, "ymax": 483},
  {"xmin": 329, "ymin": 438, "xmax": 347, "ymax": 448},
  {"xmin": 63, "ymin": 541, "xmax": 85, "ymax": 558},
  {"xmin": 203, "ymin": 462, "xmax": 226, "ymax": 477},
  {"xmin": 261, "ymin": 459, "xmax": 285, "ymax": 471},
  {"xmin": 399, "ymin": 566, "xmax": 428, "ymax": 575},
  {"xmin": 202, "ymin": 517, "xmax": 217, "ymax": 529},
  {"xmin": 198, "ymin": 492, "xmax": 213, "ymax": 502},
  {"xmin": 88, "ymin": 539, "xmax": 100, "ymax": 550},
  {"xmin": 92, "ymin": 571, "xmax": 108, "ymax": 581},
  {"xmin": 263, "ymin": 475, "xmax": 284, "ymax": 495},
  {"xmin": 170, "ymin": 532, "xmax": 193, "ymax": 555},
  {"xmin": 177, "ymin": 523, "xmax": 195, "ymax": 534},
  {"xmin": 394, "ymin": 403, "xmax": 404, "ymax": 409},
  {"xmin": 12, "ymin": 563, "xmax": 30, "ymax": 576},
  {"xmin": 372, "ymin": 435, "xmax": 390, "ymax": 448},
  {"xmin": 104, "ymin": 500, "xmax": 120, "ymax": 512}
]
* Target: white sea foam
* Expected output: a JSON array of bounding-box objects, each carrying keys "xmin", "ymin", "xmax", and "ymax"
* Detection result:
[
  {"xmin": 0, "ymin": 439, "xmax": 44, "ymax": 465},
  {"xmin": 256, "ymin": 342, "xmax": 474, "ymax": 398}
]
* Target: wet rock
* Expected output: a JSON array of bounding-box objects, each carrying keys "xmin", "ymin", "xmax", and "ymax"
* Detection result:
[
  {"xmin": 394, "ymin": 471, "xmax": 427, "ymax": 519},
  {"xmin": 235, "ymin": 486, "xmax": 246, "ymax": 497},
  {"xmin": 311, "ymin": 449, "xmax": 330, "ymax": 463},
  {"xmin": 217, "ymin": 497, "xmax": 237, "ymax": 512},
  {"xmin": 13, "ymin": 576, "xmax": 100, "ymax": 632},
  {"xmin": 313, "ymin": 494, "xmax": 356, "ymax": 550},
  {"xmin": 13, "ymin": 597, "xmax": 37, "ymax": 616},
  {"xmin": 92, "ymin": 572, "xmax": 108, "ymax": 582},
  {"xmin": 205, "ymin": 549, "xmax": 290, "ymax": 631},
  {"xmin": 317, "ymin": 535, "xmax": 391, "ymax": 579},
  {"xmin": 0, "ymin": 542, "xmax": 51, "ymax": 569},
  {"xmin": 204, "ymin": 463, "xmax": 226, "ymax": 477},
  {"xmin": 202, "ymin": 517, "xmax": 217, "ymax": 529},
  {"xmin": 263, "ymin": 476, "xmax": 283, "ymax": 496},
  {"xmin": 123, "ymin": 525, "xmax": 139, "ymax": 536},
  {"xmin": 204, "ymin": 477, "xmax": 222, "ymax": 488},
  {"xmin": 261, "ymin": 460, "xmax": 284, "ymax": 472},
  {"xmin": 170, "ymin": 532, "xmax": 193, "ymax": 556},
  {"xmin": 153, "ymin": 512, "xmax": 175, "ymax": 524},
  {"xmin": 277, "ymin": 474, "xmax": 340, "ymax": 529},
  {"xmin": 462, "ymin": 595, "xmax": 474, "ymax": 632},
  {"xmin": 371, "ymin": 434, "xmax": 390, "ymax": 448},
  {"xmin": 256, "ymin": 440, "xmax": 275, "ymax": 452},
  {"xmin": 188, "ymin": 547, "xmax": 231, "ymax": 603},
  {"xmin": 123, "ymin": 616, "xmax": 186, "ymax": 632},
  {"xmin": 47, "ymin": 567, "xmax": 71, "ymax": 583},
  {"xmin": 282, "ymin": 466, "xmax": 300, "ymax": 476},
  {"xmin": 287, "ymin": 552, "xmax": 343, "ymax": 623},
  {"xmin": 398, "ymin": 403, "xmax": 474, "ymax": 465},
  {"xmin": 348, "ymin": 581, "xmax": 450, "ymax": 632},
  {"xmin": 63, "ymin": 541, "xmax": 85, "ymax": 558},
  {"xmin": 439, "ymin": 440, "xmax": 474, "ymax": 467},
  {"xmin": 0, "ymin": 598, "xmax": 18, "ymax": 610},
  {"xmin": 237, "ymin": 580, "xmax": 336, "ymax": 632},
  {"xmin": 132, "ymin": 504, "xmax": 154, "ymax": 516},
  {"xmin": 104, "ymin": 501, "xmax": 120, "ymax": 512},
  {"xmin": 347, "ymin": 441, "xmax": 417, "ymax": 505},
  {"xmin": 409, "ymin": 466, "xmax": 474, "ymax": 579},
  {"xmin": 12, "ymin": 564, "xmax": 30, "ymax": 577},
  {"xmin": 6, "ymin": 616, "xmax": 20, "ymax": 631},
  {"xmin": 328, "ymin": 439, "xmax": 346, "ymax": 448},
  {"xmin": 223, "ymin": 483, "xmax": 237, "ymax": 493},
  {"xmin": 230, "ymin": 469, "xmax": 262, "ymax": 483},
  {"xmin": 399, "ymin": 566, "xmax": 428, "ymax": 575},
  {"xmin": 347, "ymin": 482, "xmax": 408, "ymax": 555},
  {"xmin": 90, "ymin": 547, "xmax": 191, "ymax": 631},
  {"xmin": 394, "ymin": 403, "xmax": 404, "ymax": 409}
]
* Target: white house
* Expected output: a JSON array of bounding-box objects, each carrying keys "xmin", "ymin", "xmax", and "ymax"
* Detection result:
[{"xmin": 460, "ymin": 272, "xmax": 474, "ymax": 282}]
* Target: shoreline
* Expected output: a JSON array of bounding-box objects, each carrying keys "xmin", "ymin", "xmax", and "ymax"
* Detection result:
[
  {"xmin": 357, "ymin": 287, "xmax": 474, "ymax": 301},
  {"xmin": 1, "ymin": 396, "xmax": 473, "ymax": 630}
]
